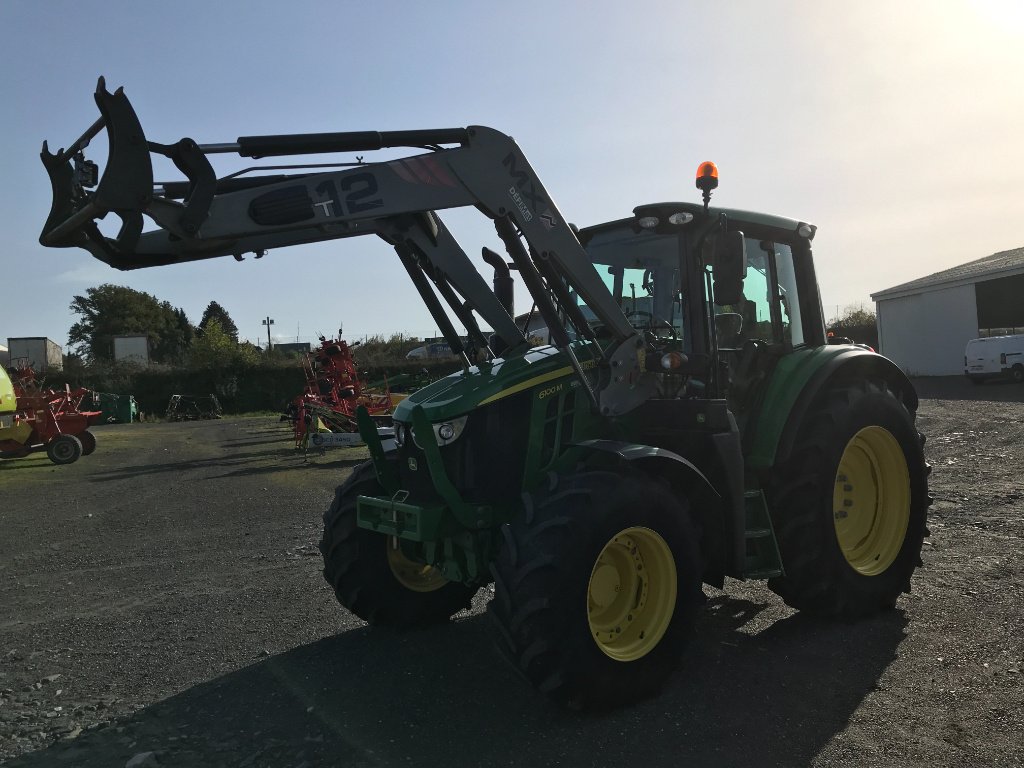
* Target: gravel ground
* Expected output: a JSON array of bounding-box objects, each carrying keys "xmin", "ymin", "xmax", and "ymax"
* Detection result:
[{"xmin": 0, "ymin": 378, "xmax": 1021, "ymax": 768}]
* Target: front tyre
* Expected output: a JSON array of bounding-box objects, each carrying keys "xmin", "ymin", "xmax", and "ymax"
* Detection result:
[
  {"xmin": 488, "ymin": 471, "xmax": 703, "ymax": 710},
  {"xmin": 767, "ymin": 379, "xmax": 930, "ymax": 618},
  {"xmin": 319, "ymin": 459, "xmax": 477, "ymax": 629},
  {"xmin": 47, "ymin": 434, "xmax": 83, "ymax": 465}
]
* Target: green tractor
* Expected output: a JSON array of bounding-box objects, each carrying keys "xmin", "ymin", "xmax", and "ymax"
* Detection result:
[{"xmin": 40, "ymin": 79, "xmax": 930, "ymax": 709}]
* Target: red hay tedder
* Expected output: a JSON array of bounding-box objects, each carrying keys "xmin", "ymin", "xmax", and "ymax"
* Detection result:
[
  {"xmin": 284, "ymin": 336, "xmax": 398, "ymax": 448},
  {"xmin": 0, "ymin": 366, "xmax": 102, "ymax": 465}
]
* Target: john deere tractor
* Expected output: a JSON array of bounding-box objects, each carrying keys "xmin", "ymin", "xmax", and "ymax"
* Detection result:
[{"xmin": 39, "ymin": 79, "xmax": 930, "ymax": 709}]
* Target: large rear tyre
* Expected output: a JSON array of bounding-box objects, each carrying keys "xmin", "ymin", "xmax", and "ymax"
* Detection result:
[
  {"xmin": 767, "ymin": 379, "xmax": 930, "ymax": 618},
  {"xmin": 488, "ymin": 471, "xmax": 704, "ymax": 710},
  {"xmin": 319, "ymin": 459, "xmax": 477, "ymax": 629},
  {"xmin": 78, "ymin": 430, "xmax": 97, "ymax": 456},
  {"xmin": 46, "ymin": 434, "xmax": 83, "ymax": 465}
]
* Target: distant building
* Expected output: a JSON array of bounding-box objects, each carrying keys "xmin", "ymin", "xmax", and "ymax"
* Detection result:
[
  {"xmin": 275, "ymin": 342, "xmax": 312, "ymax": 356},
  {"xmin": 0, "ymin": 344, "xmax": 8, "ymax": 367},
  {"xmin": 7, "ymin": 337, "xmax": 63, "ymax": 372},
  {"xmin": 113, "ymin": 334, "xmax": 151, "ymax": 366},
  {"xmin": 872, "ymin": 247, "xmax": 1024, "ymax": 375}
]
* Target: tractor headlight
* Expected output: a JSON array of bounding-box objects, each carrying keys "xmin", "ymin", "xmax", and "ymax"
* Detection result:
[
  {"xmin": 411, "ymin": 414, "xmax": 469, "ymax": 449},
  {"xmin": 394, "ymin": 422, "xmax": 407, "ymax": 446},
  {"xmin": 432, "ymin": 414, "xmax": 468, "ymax": 446}
]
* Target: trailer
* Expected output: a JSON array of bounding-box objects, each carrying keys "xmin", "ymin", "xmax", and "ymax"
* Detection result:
[{"xmin": 7, "ymin": 337, "xmax": 63, "ymax": 372}]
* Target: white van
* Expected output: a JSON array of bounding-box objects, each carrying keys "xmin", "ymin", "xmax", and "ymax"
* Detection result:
[{"xmin": 964, "ymin": 334, "xmax": 1024, "ymax": 384}]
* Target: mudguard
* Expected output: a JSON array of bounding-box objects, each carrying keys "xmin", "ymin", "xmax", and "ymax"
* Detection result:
[
  {"xmin": 573, "ymin": 438, "xmax": 719, "ymax": 496},
  {"xmin": 746, "ymin": 345, "xmax": 917, "ymax": 470}
]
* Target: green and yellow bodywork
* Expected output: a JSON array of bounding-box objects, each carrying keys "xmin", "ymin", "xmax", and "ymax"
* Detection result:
[
  {"xmin": 355, "ymin": 338, "xmax": 914, "ymax": 588},
  {"xmin": 356, "ymin": 343, "xmax": 610, "ymax": 584}
]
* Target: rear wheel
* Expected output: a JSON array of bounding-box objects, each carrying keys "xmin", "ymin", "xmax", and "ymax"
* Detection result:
[
  {"xmin": 46, "ymin": 435, "xmax": 83, "ymax": 465},
  {"xmin": 319, "ymin": 459, "xmax": 477, "ymax": 628},
  {"xmin": 1012, "ymin": 365, "xmax": 1024, "ymax": 384},
  {"xmin": 767, "ymin": 379, "xmax": 930, "ymax": 618},
  {"xmin": 488, "ymin": 471, "xmax": 703, "ymax": 710},
  {"xmin": 78, "ymin": 430, "xmax": 97, "ymax": 456}
]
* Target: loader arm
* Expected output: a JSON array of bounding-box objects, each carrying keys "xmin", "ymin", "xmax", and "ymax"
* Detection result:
[{"xmin": 40, "ymin": 78, "xmax": 653, "ymax": 415}]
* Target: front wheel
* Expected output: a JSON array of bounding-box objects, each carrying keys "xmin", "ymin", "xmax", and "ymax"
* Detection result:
[
  {"xmin": 767, "ymin": 379, "xmax": 930, "ymax": 618},
  {"xmin": 1012, "ymin": 365, "xmax": 1024, "ymax": 384},
  {"xmin": 488, "ymin": 471, "xmax": 703, "ymax": 710},
  {"xmin": 47, "ymin": 434, "xmax": 83, "ymax": 465},
  {"xmin": 319, "ymin": 459, "xmax": 477, "ymax": 628}
]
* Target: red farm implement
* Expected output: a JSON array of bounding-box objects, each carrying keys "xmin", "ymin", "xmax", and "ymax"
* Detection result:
[
  {"xmin": 285, "ymin": 336, "xmax": 397, "ymax": 448},
  {"xmin": 0, "ymin": 366, "xmax": 102, "ymax": 465}
]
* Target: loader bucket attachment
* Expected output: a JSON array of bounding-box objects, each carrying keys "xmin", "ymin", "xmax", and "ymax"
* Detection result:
[{"xmin": 40, "ymin": 77, "xmax": 154, "ymax": 267}]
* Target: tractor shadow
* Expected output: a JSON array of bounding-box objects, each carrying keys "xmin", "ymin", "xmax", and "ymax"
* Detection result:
[
  {"xmin": 219, "ymin": 437, "xmax": 294, "ymax": 448},
  {"xmin": 84, "ymin": 449, "xmax": 365, "ymax": 481},
  {"xmin": 8, "ymin": 591, "xmax": 907, "ymax": 768}
]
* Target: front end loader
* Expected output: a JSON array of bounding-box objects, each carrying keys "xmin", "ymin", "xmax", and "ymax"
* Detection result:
[{"xmin": 39, "ymin": 78, "xmax": 930, "ymax": 709}]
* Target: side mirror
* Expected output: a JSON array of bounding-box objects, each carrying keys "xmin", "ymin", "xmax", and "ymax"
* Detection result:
[{"xmin": 709, "ymin": 231, "xmax": 746, "ymax": 306}]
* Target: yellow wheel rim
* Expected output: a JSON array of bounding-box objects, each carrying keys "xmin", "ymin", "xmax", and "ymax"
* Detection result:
[
  {"xmin": 587, "ymin": 527, "xmax": 677, "ymax": 662},
  {"xmin": 386, "ymin": 542, "xmax": 447, "ymax": 592},
  {"xmin": 833, "ymin": 426, "xmax": 911, "ymax": 576}
]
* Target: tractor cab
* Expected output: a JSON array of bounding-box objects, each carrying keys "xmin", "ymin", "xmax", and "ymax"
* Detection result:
[{"xmin": 577, "ymin": 193, "xmax": 824, "ymax": 424}]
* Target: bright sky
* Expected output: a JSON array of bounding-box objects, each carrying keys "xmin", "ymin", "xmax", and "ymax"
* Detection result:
[{"xmin": 2, "ymin": 0, "xmax": 1023, "ymax": 350}]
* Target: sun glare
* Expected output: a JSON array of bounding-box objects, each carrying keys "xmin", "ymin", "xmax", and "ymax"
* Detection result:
[{"xmin": 968, "ymin": 0, "xmax": 1024, "ymax": 33}]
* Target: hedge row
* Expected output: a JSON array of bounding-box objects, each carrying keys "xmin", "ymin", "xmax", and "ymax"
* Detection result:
[{"xmin": 49, "ymin": 358, "xmax": 463, "ymax": 417}]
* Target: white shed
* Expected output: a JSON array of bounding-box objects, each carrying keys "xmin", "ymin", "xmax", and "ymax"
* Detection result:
[{"xmin": 871, "ymin": 247, "xmax": 1024, "ymax": 375}]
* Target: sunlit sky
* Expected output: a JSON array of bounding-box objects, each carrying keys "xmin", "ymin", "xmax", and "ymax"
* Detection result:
[{"xmin": 2, "ymin": 1, "xmax": 1023, "ymax": 351}]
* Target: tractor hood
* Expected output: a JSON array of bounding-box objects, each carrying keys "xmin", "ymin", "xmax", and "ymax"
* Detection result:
[{"xmin": 392, "ymin": 343, "xmax": 598, "ymax": 423}]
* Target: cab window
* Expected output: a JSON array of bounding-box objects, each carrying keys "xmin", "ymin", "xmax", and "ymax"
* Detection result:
[{"xmin": 712, "ymin": 236, "xmax": 804, "ymax": 348}]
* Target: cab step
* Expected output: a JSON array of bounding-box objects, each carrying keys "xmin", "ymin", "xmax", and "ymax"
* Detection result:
[{"xmin": 742, "ymin": 489, "xmax": 783, "ymax": 579}]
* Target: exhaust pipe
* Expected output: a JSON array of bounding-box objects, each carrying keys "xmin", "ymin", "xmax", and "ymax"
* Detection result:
[{"xmin": 482, "ymin": 247, "xmax": 514, "ymax": 316}]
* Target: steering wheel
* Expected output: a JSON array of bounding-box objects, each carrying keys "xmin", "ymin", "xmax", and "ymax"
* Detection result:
[{"xmin": 626, "ymin": 310, "xmax": 679, "ymax": 343}]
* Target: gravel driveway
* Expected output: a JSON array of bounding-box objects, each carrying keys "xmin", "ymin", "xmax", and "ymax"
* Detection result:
[{"xmin": 1, "ymin": 378, "xmax": 1021, "ymax": 767}]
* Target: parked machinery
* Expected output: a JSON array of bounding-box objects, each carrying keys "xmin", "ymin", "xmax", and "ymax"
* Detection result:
[
  {"xmin": 285, "ymin": 335, "xmax": 394, "ymax": 447},
  {"xmin": 0, "ymin": 366, "xmax": 101, "ymax": 464},
  {"xmin": 165, "ymin": 394, "xmax": 222, "ymax": 421}
]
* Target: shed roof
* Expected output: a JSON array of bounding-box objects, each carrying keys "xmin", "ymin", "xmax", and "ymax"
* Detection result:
[{"xmin": 872, "ymin": 247, "xmax": 1024, "ymax": 300}]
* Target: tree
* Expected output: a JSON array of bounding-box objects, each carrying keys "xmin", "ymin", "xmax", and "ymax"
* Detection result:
[
  {"xmin": 198, "ymin": 301, "xmax": 239, "ymax": 342},
  {"xmin": 68, "ymin": 284, "xmax": 195, "ymax": 364},
  {"xmin": 827, "ymin": 307, "xmax": 879, "ymax": 350},
  {"xmin": 189, "ymin": 319, "xmax": 260, "ymax": 370}
]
